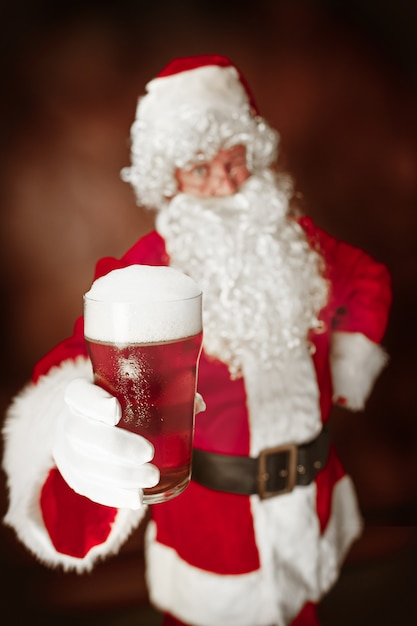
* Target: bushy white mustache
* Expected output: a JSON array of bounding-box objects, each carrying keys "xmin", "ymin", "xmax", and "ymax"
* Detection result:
[{"xmin": 156, "ymin": 171, "xmax": 328, "ymax": 377}]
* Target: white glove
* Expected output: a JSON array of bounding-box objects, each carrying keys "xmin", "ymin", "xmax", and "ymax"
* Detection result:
[{"xmin": 52, "ymin": 378, "xmax": 159, "ymax": 510}]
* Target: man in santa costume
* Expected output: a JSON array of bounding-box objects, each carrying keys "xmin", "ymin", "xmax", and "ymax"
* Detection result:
[{"xmin": 2, "ymin": 55, "xmax": 391, "ymax": 626}]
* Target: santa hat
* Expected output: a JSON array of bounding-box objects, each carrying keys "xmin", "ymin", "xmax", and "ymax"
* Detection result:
[
  {"xmin": 137, "ymin": 54, "xmax": 259, "ymax": 124},
  {"xmin": 122, "ymin": 54, "xmax": 278, "ymax": 210}
]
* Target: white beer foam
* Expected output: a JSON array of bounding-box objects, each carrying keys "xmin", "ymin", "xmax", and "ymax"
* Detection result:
[{"xmin": 84, "ymin": 265, "xmax": 202, "ymax": 344}]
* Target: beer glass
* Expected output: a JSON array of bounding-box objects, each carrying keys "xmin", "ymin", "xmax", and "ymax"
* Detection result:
[{"xmin": 84, "ymin": 265, "xmax": 203, "ymax": 504}]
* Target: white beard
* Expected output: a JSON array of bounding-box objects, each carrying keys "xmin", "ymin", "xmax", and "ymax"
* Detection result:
[{"xmin": 156, "ymin": 171, "xmax": 328, "ymax": 379}]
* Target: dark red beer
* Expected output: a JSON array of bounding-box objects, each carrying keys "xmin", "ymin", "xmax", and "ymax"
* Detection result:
[{"xmin": 86, "ymin": 332, "xmax": 203, "ymax": 503}]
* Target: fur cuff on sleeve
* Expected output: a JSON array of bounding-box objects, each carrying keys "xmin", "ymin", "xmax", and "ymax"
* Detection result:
[
  {"xmin": 2, "ymin": 357, "xmax": 144, "ymax": 572},
  {"xmin": 330, "ymin": 331, "xmax": 388, "ymax": 411}
]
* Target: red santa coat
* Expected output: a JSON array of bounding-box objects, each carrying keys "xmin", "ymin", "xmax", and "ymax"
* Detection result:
[{"xmin": 2, "ymin": 217, "xmax": 391, "ymax": 626}]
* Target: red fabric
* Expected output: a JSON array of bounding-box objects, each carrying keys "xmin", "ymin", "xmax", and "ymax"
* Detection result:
[
  {"xmin": 122, "ymin": 230, "xmax": 170, "ymax": 266},
  {"xmin": 194, "ymin": 354, "xmax": 250, "ymax": 455},
  {"xmin": 291, "ymin": 602, "xmax": 321, "ymax": 626},
  {"xmin": 152, "ymin": 481, "xmax": 260, "ymax": 575},
  {"xmin": 308, "ymin": 324, "xmax": 332, "ymax": 423},
  {"xmin": 300, "ymin": 216, "xmax": 392, "ymax": 343},
  {"xmin": 40, "ymin": 468, "xmax": 117, "ymax": 558},
  {"xmin": 157, "ymin": 54, "xmax": 234, "ymax": 78}
]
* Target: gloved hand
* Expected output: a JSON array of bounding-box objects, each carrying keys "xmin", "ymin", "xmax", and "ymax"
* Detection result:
[{"xmin": 52, "ymin": 378, "xmax": 159, "ymax": 510}]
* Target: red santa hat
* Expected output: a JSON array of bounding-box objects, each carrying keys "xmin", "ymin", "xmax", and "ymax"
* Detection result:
[{"xmin": 137, "ymin": 54, "xmax": 259, "ymax": 126}]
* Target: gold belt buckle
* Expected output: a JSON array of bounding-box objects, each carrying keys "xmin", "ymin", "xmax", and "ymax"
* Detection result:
[{"xmin": 257, "ymin": 443, "xmax": 298, "ymax": 499}]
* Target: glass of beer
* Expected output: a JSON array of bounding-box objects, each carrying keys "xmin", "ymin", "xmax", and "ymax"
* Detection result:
[{"xmin": 83, "ymin": 264, "xmax": 203, "ymax": 504}]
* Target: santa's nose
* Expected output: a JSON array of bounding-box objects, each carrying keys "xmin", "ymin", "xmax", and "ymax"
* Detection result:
[{"xmin": 210, "ymin": 166, "xmax": 238, "ymax": 196}]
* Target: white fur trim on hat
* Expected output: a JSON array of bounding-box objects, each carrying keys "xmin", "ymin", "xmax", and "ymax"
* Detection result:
[
  {"xmin": 2, "ymin": 356, "xmax": 145, "ymax": 572},
  {"xmin": 330, "ymin": 331, "xmax": 389, "ymax": 411},
  {"xmin": 138, "ymin": 65, "xmax": 251, "ymax": 128}
]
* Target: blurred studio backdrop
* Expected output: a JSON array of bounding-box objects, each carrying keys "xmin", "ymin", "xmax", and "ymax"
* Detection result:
[{"xmin": 0, "ymin": 1, "xmax": 416, "ymax": 624}]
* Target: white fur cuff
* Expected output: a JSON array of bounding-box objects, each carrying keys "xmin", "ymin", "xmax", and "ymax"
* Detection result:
[
  {"xmin": 330, "ymin": 331, "xmax": 388, "ymax": 411},
  {"xmin": 2, "ymin": 357, "xmax": 144, "ymax": 571}
]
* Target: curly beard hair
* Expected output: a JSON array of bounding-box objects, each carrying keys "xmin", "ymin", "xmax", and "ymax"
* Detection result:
[{"xmin": 156, "ymin": 170, "xmax": 329, "ymax": 378}]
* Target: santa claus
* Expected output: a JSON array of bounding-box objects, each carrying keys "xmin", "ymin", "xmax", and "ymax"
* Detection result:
[{"xmin": 2, "ymin": 55, "xmax": 392, "ymax": 626}]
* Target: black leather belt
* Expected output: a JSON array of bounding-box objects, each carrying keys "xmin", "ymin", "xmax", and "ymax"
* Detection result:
[{"xmin": 192, "ymin": 428, "xmax": 330, "ymax": 499}]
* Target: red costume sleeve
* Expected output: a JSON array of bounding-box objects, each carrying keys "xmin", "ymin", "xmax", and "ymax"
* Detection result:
[
  {"xmin": 300, "ymin": 216, "xmax": 392, "ymax": 343},
  {"xmin": 39, "ymin": 232, "xmax": 168, "ymax": 558}
]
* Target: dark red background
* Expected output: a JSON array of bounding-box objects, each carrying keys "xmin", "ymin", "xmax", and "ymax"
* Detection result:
[{"xmin": 1, "ymin": 2, "xmax": 416, "ymax": 624}]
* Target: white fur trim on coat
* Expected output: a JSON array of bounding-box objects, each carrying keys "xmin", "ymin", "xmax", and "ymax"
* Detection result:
[
  {"xmin": 145, "ymin": 476, "xmax": 362, "ymax": 626},
  {"xmin": 330, "ymin": 331, "xmax": 388, "ymax": 411},
  {"xmin": 242, "ymin": 343, "xmax": 322, "ymax": 456},
  {"xmin": 2, "ymin": 357, "xmax": 145, "ymax": 572}
]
